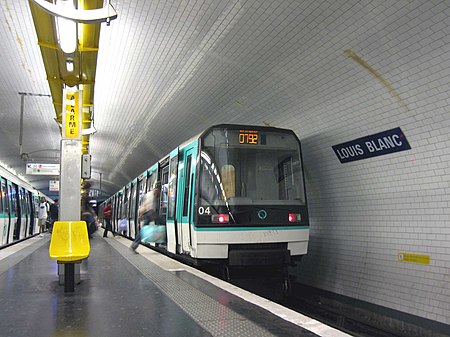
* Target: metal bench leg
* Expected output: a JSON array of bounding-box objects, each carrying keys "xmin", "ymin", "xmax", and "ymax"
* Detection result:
[{"xmin": 64, "ymin": 263, "xmax": 75, "ymax": 292}]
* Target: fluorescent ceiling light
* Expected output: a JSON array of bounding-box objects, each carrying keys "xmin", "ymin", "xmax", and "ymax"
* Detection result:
[{"xmin": 56, "ymin": 0, "xmax": 77, "ymax": 54}]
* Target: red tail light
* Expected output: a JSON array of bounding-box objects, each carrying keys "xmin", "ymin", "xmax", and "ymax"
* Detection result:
[
  {"xmin": 212, "ymin": 214, "xmax": 229, "ymax": 223},
  {"xmin": 288, "ymin": 213, "xmax": 301, "ymax": 223}
]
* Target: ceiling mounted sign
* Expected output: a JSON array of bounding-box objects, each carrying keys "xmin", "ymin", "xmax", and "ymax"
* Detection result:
[
  {"xmin": 26, "ymin": 163, "xmax": 60, "ymax": 175},
  {"xmin": 332, "ymin": 127, "xmax": 411, "ymax": 163},
  {"xmin": 49, "ymin": 180, "xmax": 60, "ymax": 192}
]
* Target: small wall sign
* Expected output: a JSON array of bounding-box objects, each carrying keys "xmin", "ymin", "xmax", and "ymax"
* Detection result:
[
  {"xmin": 332, "ymin": 127, "xmax": 411, "ymax": 163},
  {"xmin": 398, "ymin": 252, "xmax": 430, "ymax": 265}
]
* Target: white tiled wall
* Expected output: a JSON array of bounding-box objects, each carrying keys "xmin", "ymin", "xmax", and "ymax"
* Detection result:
[{"xmin": 284, "ymin": 2, "xmax": 450, "ymax": 325}]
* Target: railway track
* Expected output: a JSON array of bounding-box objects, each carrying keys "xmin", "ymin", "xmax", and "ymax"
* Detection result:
[{"xmin": 229, "ymin": 276, "xmax": 404, "ymax": 337}]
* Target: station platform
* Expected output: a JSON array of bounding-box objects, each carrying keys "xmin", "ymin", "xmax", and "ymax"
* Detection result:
[{"xmin": 0, "ymin": 230, "xmax": 349, "ymax": 337}]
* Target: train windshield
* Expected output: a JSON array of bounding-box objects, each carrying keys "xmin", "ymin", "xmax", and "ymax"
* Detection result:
[{"xmin": 199, "ymin": 127, "xmax": 305, "ymax": 207}]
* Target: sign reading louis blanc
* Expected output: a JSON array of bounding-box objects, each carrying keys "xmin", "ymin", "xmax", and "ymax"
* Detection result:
[{"xmin": 332, "ymin": 127, "xmax": 411, "ymax": 163}]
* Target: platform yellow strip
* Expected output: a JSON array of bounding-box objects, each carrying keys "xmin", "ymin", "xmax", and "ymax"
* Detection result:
[{"xmin": 398, "ymin": 252, "xmax": 430, "ymax": 265}]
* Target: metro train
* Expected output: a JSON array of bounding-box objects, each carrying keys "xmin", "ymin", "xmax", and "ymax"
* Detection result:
[
  {"xmin": 0, "ymin": 168, "xmax": 43, "ymax": 247},
  {"xmin": 104, "ymin": 124, "xmax": 309, "ymax": 285}
]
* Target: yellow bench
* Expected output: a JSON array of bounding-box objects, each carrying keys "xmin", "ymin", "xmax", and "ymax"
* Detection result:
[{"xmin": 49, "ymin": 221, "xmax": 90, "ymax": 262}]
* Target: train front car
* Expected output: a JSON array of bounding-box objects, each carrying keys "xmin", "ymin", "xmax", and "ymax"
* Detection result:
[{"xmin": 193, "ymin": 125, "xmax": 309, "ymax": 281}]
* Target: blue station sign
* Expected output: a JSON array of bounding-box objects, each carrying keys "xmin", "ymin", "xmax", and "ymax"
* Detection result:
[{"xmin": 332, "ymin": 127, "xmax": 411, "ymax": 163}]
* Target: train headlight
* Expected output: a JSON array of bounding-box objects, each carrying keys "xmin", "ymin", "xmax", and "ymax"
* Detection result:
[
  {"xmin": 288, "ymin": 213, "xmax": 301, "ymax": 223},
  {"xmin": 211, "ymin": 214, "xmax": 229, "ymax": 223}
]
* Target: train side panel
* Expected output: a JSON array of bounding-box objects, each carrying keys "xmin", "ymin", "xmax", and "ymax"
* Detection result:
[
  {"xmin": 0, "ymin": 172, "xmax": 42, "ymax": 248},
  {"xmin": 0, "ymin": 178, "xmax": 8, "ymax": 245}
]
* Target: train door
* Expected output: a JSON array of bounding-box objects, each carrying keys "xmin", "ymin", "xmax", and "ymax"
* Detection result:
[
  {"xmin": 27, "ymin": 191, "xmax": 35, "ymax": 235},
  {"xmin": 157, "ymin": 160, "xmax": 169, "ymax": 247},
  {"xmin": 178, "ymin": 147, "xmax": 195, "ymax": 254},
  {"xmin": 166, "ymin": 150, "xmax": 178, "ymax": 254},
  {"xmin": 0, "ymin": 178, "xmax": 8, "ymax": 245},
  {"xmin": 159, "ymin": 167, "xmax": 169, "ymax": 221},
  {"xmin": 123, "ymin": 187, "xmax": 129, "ymax": 237},
  {"xmin": 139, "ymin": 169, "xmax": 159, "ymax": 244},
  {"xmin": 136, "ymin": 174, "xmax": 147, "ymax": 228},
  {"xmin": 7, "ymin": 182, "xmax": 19, "ymax": 242},
  {"xmin": 33, "ymin": 195, "xmax": 40, "ymax": 233},
  {"xmin": 111, "ymin": 197, "xmax": 117, "ymax": 232},
  {"xmin": 117, "ymin": 191, "xmax": 126, "ymax": 236},
  {"xmin": 18, "ymin": 187, "xmax": 28, "ymax": 239},
  {"xmin": 129, "ymin": 181, "xmax": 137, "ymax": 238},
  {"xmin": 112, "ymin": 195, "xmax": 120, "ymax": 233}
]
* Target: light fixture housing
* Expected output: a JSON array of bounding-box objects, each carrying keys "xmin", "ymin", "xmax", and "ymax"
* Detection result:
[
  {"xmin": 31, "ymin": 0, "xmax": 118, "ymax": 24},
  {"xmin": 66, "ymin": 59, "xmax": 74, "ymax": 72},
  {"xmin": 81, "ymin": 126, "xmax": 97, "ymax": 136},
  {"xmin": 56, "ymin": 0, "xmax": 77, "ymax": 54}
]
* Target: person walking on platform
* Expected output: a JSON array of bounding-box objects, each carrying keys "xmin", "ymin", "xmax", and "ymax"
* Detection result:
[
  {"xmin": 130, "ymin": 190, "xmax": 157, "ymax": 253},
  {"xmin": 49, "ymin": 199, "xmax": 59, "ymax": 233},
  {"xmin": 102, "ymin": 201, "xmax": 114, "ymax": 238},
  {"xmin": 82, "ymin": 204, "xmax": 97, "ymax": 239},
  {"xmin": 37, "ymin": 197, "xmax": 48, "ymax": 237}
]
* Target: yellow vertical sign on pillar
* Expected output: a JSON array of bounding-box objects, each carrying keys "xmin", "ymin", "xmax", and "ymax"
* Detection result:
[{"xmin": 63, "ymin": 88, "xmax": 82, "ymax": 140}]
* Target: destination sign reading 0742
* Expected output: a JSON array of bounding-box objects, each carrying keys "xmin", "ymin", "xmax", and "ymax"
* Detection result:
[{"xmin": 239, "ymin": 129, "xmax": 259, "ymax": 145}]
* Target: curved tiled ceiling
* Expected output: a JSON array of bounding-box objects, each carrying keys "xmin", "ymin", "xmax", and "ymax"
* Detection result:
[{"xmin": 0, "ymin": 0, "xmax": 447, "ymax": 199}]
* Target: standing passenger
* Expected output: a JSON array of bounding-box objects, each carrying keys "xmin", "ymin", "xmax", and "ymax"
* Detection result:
[
  {"xmin": 82, "ymin": 204, "xmax": 97, "ymax": 239},
  {"xmin": 49, "ymin": 199, "xmax": 59, "ymax": 233},
  {"xmin": 38, "ymin": 197, "xmax": 48, "ymax": 237},
  {"xmin": 117, "ymin": 214, "xmax": 128, "ymax": 236},
  {"xmin": 102, "ymin": 202, "xmax": 114, "ymax": 238}
]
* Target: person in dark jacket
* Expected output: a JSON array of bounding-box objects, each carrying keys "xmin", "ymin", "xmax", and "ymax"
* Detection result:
[
  {"xmin": 81, "ymin": 201, "xmax": 97, "ymax": 239},
  {"xmin": 49, "ymin": 199, "xmax": 59, "ymax": 233}
]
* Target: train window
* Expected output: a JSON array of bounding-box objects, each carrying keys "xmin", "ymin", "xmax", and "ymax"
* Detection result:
[
  {"xmin": 182, "ymin": 155, "xmax": 192, "ymax": 217},
  {"xmin": 10, "ymin": 184, "xmax": 18, "ymax": 213},
  {"xmin": 138, "ymin": 178, "xmax": 145, "ymax": 199},
  {"xmin": 167, "ymin": 156, "xmax": 178, "ymax": 220},
  {"xmin": 27, "ymin": 192, "xmax": 34, "ymax": 235},
  {"xmin": 159, "ymin": 166, "xmax": 169, "ymax": 220},
  {"xmin": 124, "ymin": 188, "xmax": 130, "ymax": 218},
  {"xmin": 145, "ymin": 174, "xmax": 150, "ymax": 193},
  {"xmin": 110, "ymin": 199, "xmax": 114, "ymax": 223},
  {"xmin": 117, "ymin": 193, "xmax": 124, "ymax": 218},
  {"xmin": 136, "ymin": 179, "xmax": 145, "ymax": 219},
  {"xmin": 221, "ymin": 165, "xmax": 236, "ymax": 199},
  {"xmin": 115, "ymin": 197, "xmax": 119, "ymax": 220},
  {"xmin": 199, "ymin": 128, "xmax": 305, "ymax": 206},
  {"xmin": 130, "ymin": 184, "xmax": 136, "ymax": 223},
  {"xmin": 147, "ymin": 172, "xmax": 157, "ymax": 192},
  {"xmin": 24, "ymin": 191, "xmax": 30, "ymax": 215},
  {"xmin": 18, "ymin": 188, "xmax": 24, "ymax": 215},
  {"xmin": 0, "ymin": 179, "xmax": 5, "ymax": 213},
  {"xmin": 34, "ymin": 197, "xmax": 39, "ymax": 217}
]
